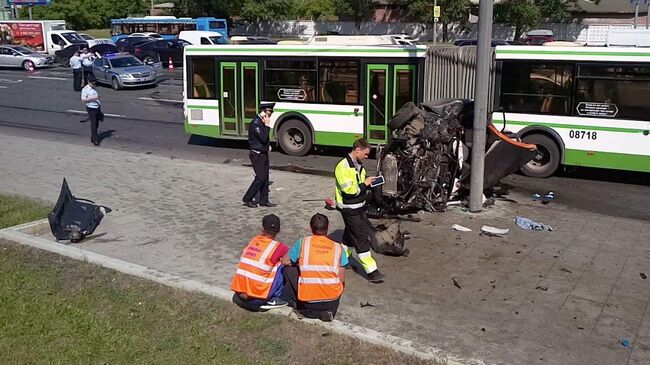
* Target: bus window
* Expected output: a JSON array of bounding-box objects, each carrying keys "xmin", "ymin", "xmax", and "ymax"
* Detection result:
[
  {"xmin": 145, "ymin": 24, "xmax": 158, "ymax": 33},
  {"xmin": 159, "ymin": 23, "xmax": 172, "ymax": 35},
  {"xmin": 111, "ymin": 24, "xmax": 121, "ymax": 36},
  {"xmin": 264, "ymin": 60, "xmax": 317, "ymax": 102},
  {"xmin": 170, "ymin": 24, "xmax": 180, "ymax": 35},
  {"xmin": 209, "ymin": 21, "xmax": 227, "ymax": 30},
  {"xmin": 190, "ymin": 58, "xmax": 215, "ymax": 99},
  {"xmin": 319, "ymin": 59, "xmax": 359, "ymax": 104},
  {"xmin": 501, "ymin": 62, "xmax": 573, "ymax": 115},
  {"xmin": 394, "ymin": 67, "xmax": 415, "ymax": 111},
  {"xmin": 575, "ymin": 65, "xmax": 650, "ymax": 120}
]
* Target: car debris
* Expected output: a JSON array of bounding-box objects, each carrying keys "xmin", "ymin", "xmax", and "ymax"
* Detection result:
[
  {"xmin": 452, "ymin": 224, "xmax": 472, "ymax": 232},
  {"xmin": 367, "ymin": 99, "xmax": 537, "ymax": 217},
  {"xmin": 367, "ymin": 219, "xmax": 409, "ymax": 257},
  {"xmin": 480, "ymin": 226, "xmax": 510, "ymax": 237},
  {"xmin": 514, "ymin": 216, "xmax": 553, "ymax": 231}
]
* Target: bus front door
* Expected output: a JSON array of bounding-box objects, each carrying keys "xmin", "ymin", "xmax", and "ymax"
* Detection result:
[
  {"xmin": 219, "ymin": 62, "xmax": 259, "ymax": 137},
  {"xmin": 365, "ymin": 64, "xmax": 417, "ymax": 144}
]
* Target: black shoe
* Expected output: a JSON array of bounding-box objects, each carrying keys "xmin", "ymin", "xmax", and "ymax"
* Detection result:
[
  {"xmin": 320, "ymin": 310, "xmax": 334, "ymax": 322},
  {"xmin": 367, "ymin": 270, "xmax": 385, "ymax": 283},
  {"xmin": 259, "ymin": 202, "xmax": 277, "ymax": 207},
  {"xmin": 80, "ymin": 119, "xmax": 87, "ymax": 123},
  {"xmin": 92, "ymin": 140, "xmax": 100, "ymax": 146},
  {"xmin": 243, "ymin": 201, "xmax": 258, "ymax": 208}
]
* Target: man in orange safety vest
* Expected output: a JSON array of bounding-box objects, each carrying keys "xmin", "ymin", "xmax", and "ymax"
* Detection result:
[
  {"xmin": 231, "ymin": 214, "xmax": 291, "ymax": 311},
  {"xmin": 282, "ymin": 213, "xmax": 347, "ymax": 321}
]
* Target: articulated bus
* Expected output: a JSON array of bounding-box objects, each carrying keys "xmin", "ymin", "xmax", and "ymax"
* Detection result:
[
  {"xmin": 111, "ymin": 16, "xmax": 228, "ymax": 42},
  {"xmin": 182, "ymin": 44, "xmax": 427, "ymax": 155},
  {"xmin": 493, "ymin": 45, "xmax": 650, "ymax": 177}
]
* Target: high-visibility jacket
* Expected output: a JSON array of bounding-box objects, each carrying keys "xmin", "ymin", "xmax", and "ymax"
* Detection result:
[
  {"xmin": 230, "ymin": 235, "xmax": 280, "ymax": 300},
  {"xmin": 297, "ymin": 235, "xmax": 344, "ymax": 302},
  {"xmin": 334, "ymin": 154, "xmax": 367, "ymax": 210}
]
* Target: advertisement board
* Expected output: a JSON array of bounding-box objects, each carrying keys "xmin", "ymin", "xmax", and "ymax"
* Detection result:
[
  {"xmin": 0, "ymin": 22, "xmax": 45, "ymax": 50},
  {"xmin": 7, "ymin": 0, "xmax": 52, "ymax": 5}
]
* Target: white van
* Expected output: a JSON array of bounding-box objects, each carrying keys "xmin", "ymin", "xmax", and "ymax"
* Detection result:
[{"xmin": 178, "ymin": 31, "xmax": 225, "ymax": 45}]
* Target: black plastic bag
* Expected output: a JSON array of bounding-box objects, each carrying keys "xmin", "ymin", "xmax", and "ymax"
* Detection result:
[{"xmin": 48, "ymin": 178, "xmax": 111, "ymax": 242}]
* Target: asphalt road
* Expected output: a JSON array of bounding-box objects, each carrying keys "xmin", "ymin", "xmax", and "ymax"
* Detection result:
[{"xmin": 1, "ymin": 66, "xmax": 649, "ymax": 221}]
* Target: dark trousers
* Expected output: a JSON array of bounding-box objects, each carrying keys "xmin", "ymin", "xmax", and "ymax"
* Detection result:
[
  {"xmin": 340, "ymin": 209, "xmax": 371, "ymax": 254},
  {"xmin": 281, "ymin": 266, "xmax": 340, "ymax": 318},
  {"xmin": 242, "ymin": 151, "xmax": 269, "ymax": 204},
  {"xmin": 86, "ymin": 107, "xmax": 101, "ymax": 143},
  {"xmin": 232, "ymin": 266, "xmax": 285, "ymax": 312},
  {"xmin": 72, "ymin": 69, "xmax": 82, "ymax": 91},
  {"xmin": 82, "ymin": 66, "xmax": 93, "ymax": 85}
]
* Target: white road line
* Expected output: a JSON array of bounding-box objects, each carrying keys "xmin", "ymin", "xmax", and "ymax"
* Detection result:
[
  {"xmin": 29, "ymin": 76, "xmax": 67, "ymax": 81},
  {"xmin": 0, "ymin": 86, "xmax": 7, "ymax": 89},
  {"xmin": 138, "ymin": 97, "xmax": 183, "ymax": 103},
  {"xmin": 66, "ymin": 109, "xmax": 126, "ymax": 118}
]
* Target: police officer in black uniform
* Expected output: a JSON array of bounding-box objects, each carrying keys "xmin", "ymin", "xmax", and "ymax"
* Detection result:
[{"xmin": 242, "ymin": 102, "xmax": 277, "ymax": 208}]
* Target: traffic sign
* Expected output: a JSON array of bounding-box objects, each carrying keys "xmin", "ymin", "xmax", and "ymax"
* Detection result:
[{"xmin": 434, "ymin": 5, "xmax": 441, "ymax": 19}]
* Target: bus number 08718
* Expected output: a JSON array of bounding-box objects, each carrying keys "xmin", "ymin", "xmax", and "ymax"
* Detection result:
[{"xmin": 569, "ymin": 130, "xmax": 597, "ymax": 140}]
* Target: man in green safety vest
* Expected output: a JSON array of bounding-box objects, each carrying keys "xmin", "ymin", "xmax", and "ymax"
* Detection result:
[{"xmin": 334, "ymin": 138, "xmax": 384, "ymax": 283}]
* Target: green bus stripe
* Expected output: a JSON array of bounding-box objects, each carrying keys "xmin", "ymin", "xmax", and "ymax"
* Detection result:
[
  {"xmin": 564, "ymin": 149, "xmax": 650, "ymax": 172},
  {"xmin": 275, "ymin": 108, "xmax": 363, "ymax": 117},
  {"xmin": 502, "ymin": 120, "xmax": 646, "ymax": 134},
  {"xmin": 187, "ymin": 105, "xmax": 219, "ymax": 110},
  {"xmin": 186, "ymin": 47, "xmax": 426, "ymax": 55},
  {"xmin": 496, "ymin": 49, "xmax": 650, "ymax": 58}
]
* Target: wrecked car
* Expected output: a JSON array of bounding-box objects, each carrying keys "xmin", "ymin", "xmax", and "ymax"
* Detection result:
[{"xmin": 367, "ymin": 99, "xmax": 537, "ymax": 217}]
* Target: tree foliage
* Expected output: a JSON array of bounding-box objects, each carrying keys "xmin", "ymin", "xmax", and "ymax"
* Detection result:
[
  {"xmin": 495, "ymin": 0, "xmax": 541, "ymax": 39},
  {"xmin": 21, "ymin": 0, "xmax": 148, "ymax": 30},
  {"xmin": 333, "ymin": 0, "xmax": 375, "ymax": 30},
  {"xmin": 172, "ymin": 0, "xmax": 232, "ymax": 19},
  {"xmin": 407, "ymin": 0, "xmax": 471, "ymax": 41}
]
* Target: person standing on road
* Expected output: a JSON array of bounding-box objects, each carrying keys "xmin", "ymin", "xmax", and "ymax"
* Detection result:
[
  {"xmin": 242, "ymin": 102, "xmax": 276, "ymax": 208},
  {"xmin": 282, "ymin": 213, "xmax": 347, "ymax": 322},
  {"xmin": 81, "ymin": 78, "xmax": 102, "ymax": 146},
  {"xmin": 231, "ymin": 214, "xmax": 290, "ymax": 311},
  {"xmin": 80, "ymin": 48, "xmax": 94, "ymax": 86},
  {"xmin": 334, "ymin": 139, "xmax": 384, "ymax": 283},
  {"xmin": 70, "ymin": 51, "xmax": 82, "ymax": 91}
]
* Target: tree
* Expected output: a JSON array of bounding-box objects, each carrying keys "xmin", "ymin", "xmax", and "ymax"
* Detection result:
[
  {"xmin": 495, "ymin": 0, "xmax": 540, "ymax": 40},
  {"xmin": 535, "ymin": 0, "xmax": 600, "ymax": 22},
  {"xmin": 407, "ymin": 0, "xmax": 471, "ymax": 42},
  {"xmin": 333, "ymin": 0, "xmax": 374, "ymax": 32},
  {"xmin": 172, "ymin": 0, "xmax": 232, "ymax": 19},
  {"xmin": 292, "ymin": 0, "xmax": 338, "ymax": 21},
  {"xmin": 22, "ymin": 0, "xmax": 148, "ymax": 30}
]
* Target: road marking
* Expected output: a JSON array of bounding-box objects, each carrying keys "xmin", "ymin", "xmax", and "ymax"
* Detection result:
[
  {"xmin": 66, "ymin": 109, "xmax": 126, "ymax": 118},
  {"xmin": 29, "ymin": 76, "xmax": 67, "ymax": 81},
  {"xmin": 0, "ymin": 78, "xmax": 23, "ymax": 83},
  {"xmin": 0, "ymin": 86, "xmax": 7, "ymax": 89},
  {"xmin": 138, "ymin": 97, "xmax": 183, "ymax": 103}
]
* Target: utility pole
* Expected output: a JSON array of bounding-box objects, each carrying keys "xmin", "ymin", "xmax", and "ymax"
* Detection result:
[
  {"xmin": 28, "ymin": 6, "xmax": 32, "ymax": 20},
  {"xmin": 433, "ymin": 0, "xmax": 437, "ymax": 45},
  {"xmin": 468, "ymin": 0, "xmax": 494, "ymax": 213}
]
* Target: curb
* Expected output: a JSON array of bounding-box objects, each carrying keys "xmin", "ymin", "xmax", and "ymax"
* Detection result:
[{"xmin": 0, "ymin": 219, "xmax": 480, "ymax": 365}]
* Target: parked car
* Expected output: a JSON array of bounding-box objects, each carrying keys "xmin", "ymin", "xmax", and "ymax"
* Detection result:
[
  {"xmin": 115, "ymin": 36, "xmax": 154, "ymax": 53},
  {"xmin": 134, "ymin": 39, "xmax": 189, "ymax": 66},
  {"xmin": 454, "ymin": 39, "xmax": 520, "ymax": 47},
  {"xmin": 0, "ymin": 45, "xmax": 54, "ymax": 70},
  {"xmin": 178, "ymin": 30, "xmax": 226, "ymax": 45},
  {"xmin": 230, "ymin": 36, "xmax": 278, "ymax": 45},
  {"xmin": 92, "ymin": 54, "xmax": 158, "ymax": 90},
  {"xmin": 524, "ymin": 29, "xmax": 554, "ymax": 45},
  {"xmin": 54, "ymin": 43, "xmax": 119, "ymax": 66},
  {"xmin": 129, "ymin": 32, "xmax": 163, "ymax": 39}
]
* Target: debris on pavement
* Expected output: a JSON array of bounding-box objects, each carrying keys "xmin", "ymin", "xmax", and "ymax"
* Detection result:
[
  {"xmin": 560, "ymin": 268, "xmax": 573, "ymax": 274},
  {"xmin": 535, "ymin": 286, "xmax": 548, "ymax": 291},
  {"xmin": 452, "ymin": 278, "xmax": 462, "ymax": 289},
  {"xmin": 480, "ymin": 225, "xmax": 510, "ymax": 237},
  {"xmin": 360, "ymin": 302, "xmax": 376, "ymax": 308},
  {"xmin": 367, "ymin": 99, "xmax": 537, "ymax": 217},
  {"xmin": 368, "ymin": 219, "xmax": 410, "ymax": 257},
  {"xmin": 514, "ymin": 216, "xmax": 554, "ymax": 231},
  {"xmin": 452, "ymin": 224, "xmax": 472, "ymax": 232},
  {"xmin": 541, "ymin": 192, "xmax": 555, "ymax": 205},
  {"xmin": 620, "ymin": 338, "xmax": 631, "ymax": 347},
  {"xmin": 532, "ymin": 193, "xmax": 541, "ymax": 201},
  {"xmin": 641, "ymin": 273, "xmax": 647, "ymax": 280},
  {"xmin": 48, "ymin": 178, "xmax": 111, "ymax": 243}
]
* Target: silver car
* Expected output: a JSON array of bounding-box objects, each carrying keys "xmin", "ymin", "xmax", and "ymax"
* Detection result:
[
  {"xmin": 0, "ymin": 45, "xmax": 54, "ymax": 70},
  {"xmin": 92, "ymin": 54, "xmax": 158, "ymax": 90}
]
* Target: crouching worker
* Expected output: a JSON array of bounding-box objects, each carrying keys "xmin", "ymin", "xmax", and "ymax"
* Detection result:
[
  {"xmin": 283, "ymin": 213, "xmax": 347, "ymax": 321},
  {"xmin": 231, "ymin": 214, "xmax": 290, "ymax": 311}
]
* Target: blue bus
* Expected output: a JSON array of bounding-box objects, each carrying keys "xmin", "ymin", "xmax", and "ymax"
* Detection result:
[{"xmin": 110, "ymin": 16, "xmax": 228, "ymax": 42}]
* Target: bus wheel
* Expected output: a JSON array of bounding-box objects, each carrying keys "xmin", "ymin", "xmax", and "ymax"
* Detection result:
[
  {"xmin": 278, "ymin": 119, "xmax": 312, "ymax": 156},
  {"xmin": 520, "ymin": 134, "xmax": 560, "ymax": 178}
]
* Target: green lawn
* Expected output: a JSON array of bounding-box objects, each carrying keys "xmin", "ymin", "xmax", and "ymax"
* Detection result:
[
  {"xmin": 81, "ymin": 29, "xmax": 111, "ymax": 39},
  {"xmin": 0, "ymin": 194, "xmax": 433, "ymax": 364},
  {"xmin": 0, "ymin": 194, "xmax": 51, "ymax": 229}
]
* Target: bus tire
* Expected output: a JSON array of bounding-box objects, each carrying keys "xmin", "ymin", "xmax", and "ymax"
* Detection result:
[
  {"xmin": 520, "ymin": 134, "xmax": 560, "ymax": 178},
  {"xmin": 278, "ymin": 119, "xmax": 312, "ymax": 156}
]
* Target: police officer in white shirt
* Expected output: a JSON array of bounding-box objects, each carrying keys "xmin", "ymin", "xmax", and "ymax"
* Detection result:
[
  {"xmin": 81, "ymin": 77, "xmax": 102, "ymax": 146},
  {"xmin": 69, "ymin": 50, "xmax": 82, "ymax": 91},
  {"xmin": 80, "ymin": 48, "xmax": 94, "ymax": 86}
]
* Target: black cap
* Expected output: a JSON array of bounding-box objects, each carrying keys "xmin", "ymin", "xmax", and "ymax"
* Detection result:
[
  {"xmin": 262, "ymin": 214, "xmax": 281, "ymax": 233},
  {"xmin": 260, "ymin": 102, "xmax": 275, "ymax": 111}
]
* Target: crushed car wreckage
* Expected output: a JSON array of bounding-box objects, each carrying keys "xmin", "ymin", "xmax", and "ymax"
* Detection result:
[{"xmin": 367, "ymin": 99, "xmax": 537, "ymax": 217}]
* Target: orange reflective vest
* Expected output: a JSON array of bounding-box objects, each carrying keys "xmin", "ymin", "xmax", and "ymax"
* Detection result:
[
  {"xmin": 297, "ymin": 235, "xmax": 344, "ymax": 302},
  {"xmin": 230, "ymin": 235, "xmax": 280, "ymax": 300}
]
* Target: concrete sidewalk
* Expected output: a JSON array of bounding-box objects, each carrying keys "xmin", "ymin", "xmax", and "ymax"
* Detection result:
[{"xmin": 1, "ymin": 134, "xmax": 649, "ymax": 365}]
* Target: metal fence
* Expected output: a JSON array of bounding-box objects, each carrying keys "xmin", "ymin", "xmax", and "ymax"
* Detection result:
[{"xmin": 423, "ymin": 45, "xmax": 496, "ymax": 107}]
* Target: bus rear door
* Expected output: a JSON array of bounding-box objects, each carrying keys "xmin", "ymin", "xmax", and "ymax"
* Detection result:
[{"xmin": 219, "ymin": 61, "xmax": 259, "ymax": 137}]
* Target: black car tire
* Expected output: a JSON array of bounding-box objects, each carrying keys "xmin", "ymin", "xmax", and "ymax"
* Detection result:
[
  {"xmin": 111, "ymin": 77, "xmax": 122, "ymax": 90},
  {"xmin": 388, "ymin": 102, "xmax": 420, "ymax": 130},
  {"xmin": 277, "ymin": 119, "xmax": 313, "ymax": 156},
  {"xmin": 520, "ymin": 134, "xmax": 560, "ymax": 178}
]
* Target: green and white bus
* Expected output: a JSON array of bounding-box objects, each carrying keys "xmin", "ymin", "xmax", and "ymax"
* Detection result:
[
  {"xmin": 183, "ymin": 44, "xmax": 427, "ymax": 155},
  {"xmin": 494, "ymin": 45, "xmax": 650, "ymax": 177}
]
